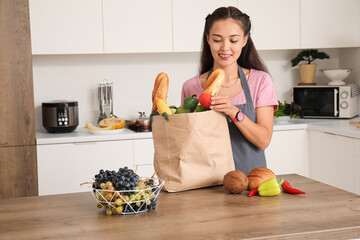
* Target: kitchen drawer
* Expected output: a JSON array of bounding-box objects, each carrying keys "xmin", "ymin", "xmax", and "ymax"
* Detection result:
[
  {"xmin": 133, "ymin": 139, "xmax": 154, "ymax": 165},
  {"xmin": 37, "ymin": 140, "xmax": 133, "ymax": 195},
  {"xmin": 266, "ymin": 130, "xmax": 308, "ymax": 176},
  {"xmin": 134, "ymin": 164, "xmax": 155, "ymax": 179},
  {"xmin": 309, "ymin": 131, "xmax": 355, "ymax": 193}
]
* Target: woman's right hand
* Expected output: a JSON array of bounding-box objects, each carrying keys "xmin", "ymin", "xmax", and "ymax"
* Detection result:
[{"xmin": 210, "ymin": 95, "xmax": 239, "ymax": 118}]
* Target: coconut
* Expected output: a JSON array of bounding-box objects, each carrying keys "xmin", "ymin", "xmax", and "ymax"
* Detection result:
[{"xmin": 223, "ymin": 170, "xmax": 248, "ymax": 194}]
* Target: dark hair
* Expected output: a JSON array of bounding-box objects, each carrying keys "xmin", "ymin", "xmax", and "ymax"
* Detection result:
[{"xmin": 200, "ymin": 6, "xmax": 268, "ymax": 74}]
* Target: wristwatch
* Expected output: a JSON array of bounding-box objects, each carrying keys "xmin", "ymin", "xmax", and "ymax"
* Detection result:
[{"xmin": 231, "ymin": 109, "xmax": 245, "ymax": 122}]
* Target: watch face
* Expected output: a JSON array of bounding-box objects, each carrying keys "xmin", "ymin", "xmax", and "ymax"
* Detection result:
[{"xmin": 237, "ymin": 111, "xmax": 244, "ymax": 122}]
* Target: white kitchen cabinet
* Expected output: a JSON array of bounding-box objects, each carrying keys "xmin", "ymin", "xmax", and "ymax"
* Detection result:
[
  {"xmin": 29, "ymin": 0, "xmax": 103, "ymax": 54},
  {"xmin": 133, "ymin": 139, "xmax": 154, "ymax": 165},
  {"xmin": 102, "ymin": 0, "xmax": 172, "ymax": 53},
  {"xmin": 133, "ymin": 139, "xmax": 155, "ymax": 178},
  {"xmin": 172, "ymin": 0, "xmax": 237, "ymax": 52},
  {"xmin": 37, "ymin": 140, "xmax": 133, "ymax": 195},
  {"xmin": 238, "ymin": 0, "xmax": 300, "ymax": 50},
  {"xmin": 135, "ymin": 164, "xmax": 156, "ymax": 179},
  {"xmin": 265, "ymin": 129, "xmax": 308, "ymax": 176},
  {"xmin": 301, "ymin": 0, "xmax": 360, "ymax": 48},
  {"xmin": 354, "ymin": 139, "xmax": 360, "ymax": 195},
  {"xmin": 308, "ymin": 130, "xmax": 355, "ymax": 193}
]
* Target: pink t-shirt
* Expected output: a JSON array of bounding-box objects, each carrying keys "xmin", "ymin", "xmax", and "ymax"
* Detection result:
[{"xmin": 181, "ymin": 69, "xmax": 278, "ymax": 111}]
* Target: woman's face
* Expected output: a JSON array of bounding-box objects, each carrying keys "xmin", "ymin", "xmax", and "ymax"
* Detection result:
[{"xmin": 207, "ymin": 19, "xmax": 248, "ymax": 68}]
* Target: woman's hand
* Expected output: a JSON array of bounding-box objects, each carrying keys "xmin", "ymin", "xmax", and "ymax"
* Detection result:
[{"xmin": 210, "ymin": 96, "xmax": 239, "ymax": 118}]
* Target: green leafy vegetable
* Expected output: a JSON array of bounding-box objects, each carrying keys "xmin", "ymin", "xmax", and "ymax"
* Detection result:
[{"xmin": 275, "ymin": 100, "xmax": 303, "ymax": 118}]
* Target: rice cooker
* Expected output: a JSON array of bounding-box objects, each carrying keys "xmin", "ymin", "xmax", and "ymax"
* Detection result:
[{"xmin": 42, "ymin": 100, "xmax": 79, "ymax": 133}]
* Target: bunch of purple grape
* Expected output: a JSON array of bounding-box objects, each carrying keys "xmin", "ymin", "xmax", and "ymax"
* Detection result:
[{"xmin": 93, "ymin": 166, "xmax": 139, "ymax": 191}]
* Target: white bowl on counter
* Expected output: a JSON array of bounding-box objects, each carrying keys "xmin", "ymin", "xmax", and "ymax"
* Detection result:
[
  {"xmin": 274, "ymin": 116, "xmax": 291, "ymax": 124},
  {"xmin": 319, "ymin": 68, "xmax": 352, "ymax": 85}
]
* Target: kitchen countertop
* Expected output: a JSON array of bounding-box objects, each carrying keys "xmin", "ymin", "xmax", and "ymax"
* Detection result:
[
  {"xmin": 36, "ymin": 116, "xmax": 360, "ymax": 145},
  {"xmin": 36, "ymin": 127, "xmax": 153, "ymax": 145},
  {"xmin": 0, "ymin": 174, "xmax": 359, "ymax": 240}
]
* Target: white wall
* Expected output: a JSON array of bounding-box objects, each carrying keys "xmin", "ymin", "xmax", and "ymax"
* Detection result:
[
  {"xmin": 339, "ymin": 47, "xmax": 360, "ymax": 85},
  {"xmin": 339, "ymin": 47, "xmax": 360, "ymax": 113},
  {"xmin": 259, "ymin": 48, "xmax": 339, "ymax": 102},
  {"xmin": 32, "ymin": 49, "xmax": 340, "ymax": 130}
]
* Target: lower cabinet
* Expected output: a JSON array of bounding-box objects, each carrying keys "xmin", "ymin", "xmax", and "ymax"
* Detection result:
[
  {"xmin": 354, "ymin": 139, "xmax": 360, "ymax": 195},
  {"xmin": 0, "ymin": 146, "xmax": 38, "ymax": 198},
  {"xmin": 37, "ymin": 140, "xmax": 134, "ymax": 195},
  {"xmin": 308, "ymin": 130, "xmax": 356, "ymax": 194},
  {"xmin": 265, "ymin": 130, "xmax": 308, "ymax": 176},
  {"xmin": 37, "ymin": 130, "xmax": 359, "ymax": 195},
  {"xmin": 133, "ymin": 139, "xmax": 155, "ymax": 178}
]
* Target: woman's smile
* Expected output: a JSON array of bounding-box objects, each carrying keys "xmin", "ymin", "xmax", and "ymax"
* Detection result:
[{"xmin": 219, "ymin": 53, "xmax": 232, "ymax": 60}]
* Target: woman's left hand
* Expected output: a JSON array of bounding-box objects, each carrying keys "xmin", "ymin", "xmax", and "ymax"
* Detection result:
[{"xmin": 210, "ymin": 96, "xmax": 239, "ymax": 118}]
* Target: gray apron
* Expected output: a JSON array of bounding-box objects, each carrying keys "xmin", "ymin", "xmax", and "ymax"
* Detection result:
[{"xmin": 207, "ymin": 65, "xmax": 266, "ymax": 175}]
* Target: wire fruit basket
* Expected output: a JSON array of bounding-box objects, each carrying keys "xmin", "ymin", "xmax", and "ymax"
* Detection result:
[{"xmin": 85, "ymin": 177, "xmax": 164, "ymax": 215}]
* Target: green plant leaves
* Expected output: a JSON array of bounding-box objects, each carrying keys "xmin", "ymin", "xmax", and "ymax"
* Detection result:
[{"xmin": 291, "ymin": 49, "xmax": 330, "ymax": 67}]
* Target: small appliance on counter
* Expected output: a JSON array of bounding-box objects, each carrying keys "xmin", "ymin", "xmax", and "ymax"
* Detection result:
[
  {"xmin": 293, "ymin": 84, "xmax": 360, "ymax": 118},
  {"xmin": 125, "ymin": 112, "xmax": 151, "ymax": 132},
  {"xmin": 42, "ymin": 100, "xmax": 79, "ymax": 133}
]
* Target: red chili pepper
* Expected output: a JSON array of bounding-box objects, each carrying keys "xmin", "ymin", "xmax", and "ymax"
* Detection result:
[
  {"xmin": 248, "ymin": 187, "xmax": 259, "ymax": 197},
  {"xmin": 281, "ymin": 179, "xmax": 306, "ymax": 194}
]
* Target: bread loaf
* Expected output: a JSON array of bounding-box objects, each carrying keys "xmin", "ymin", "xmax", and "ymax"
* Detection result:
[
  {"xmin": 223, "ymin": 170, "xmax": 248, "ymax": 194},
  {"xmin": 247, "ymin": 168, "xmax": 276, "ymax": 190},
  {"xmin": 152, "ymin": 72, "xmax": 169, "ymax": 112},
  {"xmin": 203, "ymin": 68, "xmax": 225, "ymax": 96}
]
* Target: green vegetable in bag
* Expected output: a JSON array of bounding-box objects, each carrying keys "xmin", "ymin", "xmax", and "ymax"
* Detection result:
[
  {"xmin": 183, "ymin": 94, "xmax": 199, "ymax": 112},
  {"xmin": 194, "ymin": 104, "xmax": 208, "ymax": 112}
]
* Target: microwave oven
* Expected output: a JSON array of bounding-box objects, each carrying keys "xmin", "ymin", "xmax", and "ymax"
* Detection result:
[{"xmin": 293, "ymin": 84, "xmax": 360, "ymax": 118}]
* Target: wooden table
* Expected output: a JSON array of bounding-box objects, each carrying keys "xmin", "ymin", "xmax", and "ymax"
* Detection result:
[{"xmin": 0, "ymin": 174, "xmax": 359, "ymax": 240}]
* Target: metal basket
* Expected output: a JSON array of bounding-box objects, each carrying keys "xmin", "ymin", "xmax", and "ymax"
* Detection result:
[{"xmin": 90, "ymin": 177, "xmax": 164, "ymax": 215}]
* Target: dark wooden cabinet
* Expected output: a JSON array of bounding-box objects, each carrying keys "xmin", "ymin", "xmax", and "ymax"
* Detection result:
[
  {"xmin": 0, "ymin": 146, "xmax": 38, "ymax": 198},
  {"xmin": 0, "ymin": 0, "xmax": 38, "ymax": 198}
]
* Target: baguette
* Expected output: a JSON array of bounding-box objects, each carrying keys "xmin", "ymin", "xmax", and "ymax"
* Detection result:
[
  {"xmin": 203, "ymin": 68, "xmax": 225, "ymax": 96},
  {"xmin": 152, "ymin": 72, "xmax": 169, "ymax": 112}
]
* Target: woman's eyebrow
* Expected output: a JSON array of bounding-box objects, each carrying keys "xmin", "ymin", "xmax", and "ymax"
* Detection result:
[{"xmin": 211, "ymin": 34, "xmax": 241, "ymax": 37}]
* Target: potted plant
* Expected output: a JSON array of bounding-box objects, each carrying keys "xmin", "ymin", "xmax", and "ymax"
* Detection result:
[
  {"xmin": 291, "ymin": 49, "xmax": 330, "ymax": 85},
  {"xmin": 274, "ymin": 100, "xmax": 303, "ymax": 123}
]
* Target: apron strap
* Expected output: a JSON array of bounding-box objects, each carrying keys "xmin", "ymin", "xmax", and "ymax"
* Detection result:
[{"xmin": 237, "ymin": 65, "xmax": 253, "ymax": 105}]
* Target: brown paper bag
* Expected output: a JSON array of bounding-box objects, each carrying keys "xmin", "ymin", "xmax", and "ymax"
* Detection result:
[{"xmin": 152, "ymin": 110, "xmax": 235, "ymax": 192}]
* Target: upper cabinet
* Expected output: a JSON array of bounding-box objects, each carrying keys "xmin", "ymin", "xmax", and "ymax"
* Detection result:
[
  {"xmin": 172, "ymin": 0, "xmax": 237, "ymax": 52},
  {"xmin": 301, "ymin": 0, "xmax": 360, "ymax": 48},
  {"xmin": 102, "ymin": 0, "xmax": 172, "ymax": 53},
  {"xmin": 238, "ymin": 0, "xmax": 300, "ymax": 50},
  {"xmin": 29, "ymin": 0, "xmax": 103, "ymax": 54},
  {"xmin": 29, "ymin": 0, "xmax": 360, "ymax": 54}
]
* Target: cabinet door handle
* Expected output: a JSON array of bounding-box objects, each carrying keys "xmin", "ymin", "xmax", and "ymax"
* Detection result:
[
  {"xmin": 73, "ymin": 142, "xmax": 97, "ymax": 145},
  {"xmin": 334, "ymin": 89, "xmax": 339, "ymax": 116}
]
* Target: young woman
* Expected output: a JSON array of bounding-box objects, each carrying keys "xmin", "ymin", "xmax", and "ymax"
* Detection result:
[{"xmin": 181, "ymin": 6, "xmax": 278, "ymax": 175}]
